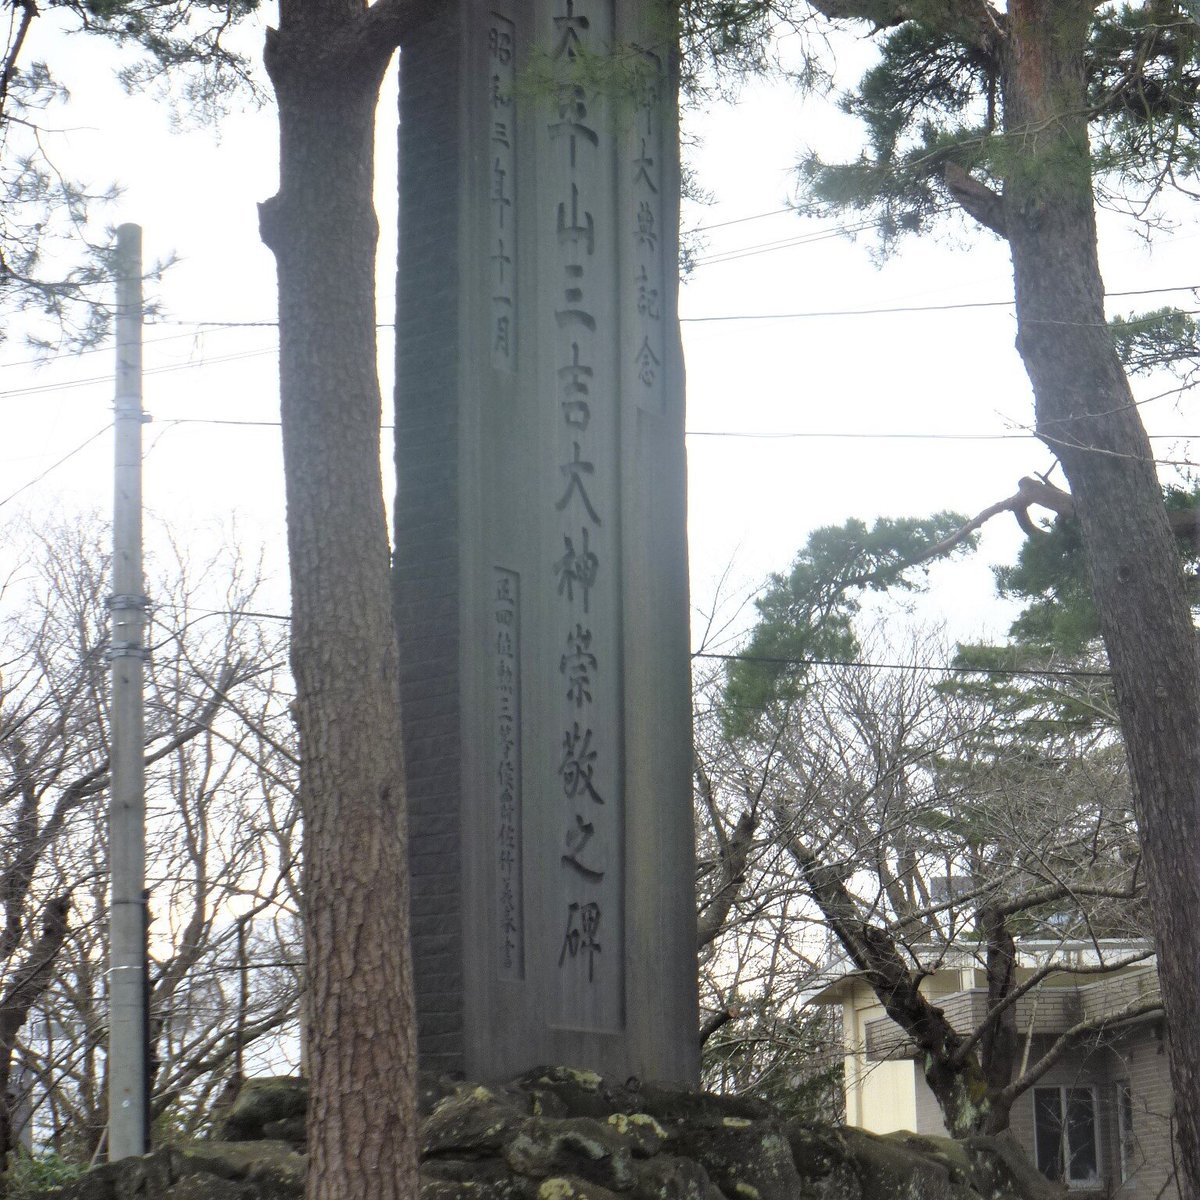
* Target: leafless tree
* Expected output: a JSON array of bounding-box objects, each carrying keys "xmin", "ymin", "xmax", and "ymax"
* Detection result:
[
  {"xmin": 0, "ymin": 520, "xmax": 301, "ymax": 1172},
  {"xmin": 694, "ymin": 619, "xmax": 1153, "ymax": 1136}
]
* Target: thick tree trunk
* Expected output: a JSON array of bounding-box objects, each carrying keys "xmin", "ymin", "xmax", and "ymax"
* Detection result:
[
  {"xmin": 786, "ymin": 837, "xmax": 1000, "ymax": 1137},
  {"xmin": 976, "ymin": 904, "xmax": 1017, "ymax": 1134},
  {"xmin": 0, "ymin": 895, "xmax": 69, "ymax": 1192},
  {"xmin": 1002, "ymin": 5, "xmax": 1200, "ymax": 1194},
  {"xmin": 258, "ymin": 10, "xmax": 418, "ymax": 1200}
]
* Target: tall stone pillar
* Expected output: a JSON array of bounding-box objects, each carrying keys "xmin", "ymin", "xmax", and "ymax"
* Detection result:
[{"xmin": 394, "ymin": 0, "xmax": 698, "ymax": 1085}]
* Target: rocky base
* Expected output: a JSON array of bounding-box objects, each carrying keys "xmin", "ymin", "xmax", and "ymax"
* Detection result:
[{"xmin": 46, "ymin": 1069, "xmax": 1063, "ymax": 1200}]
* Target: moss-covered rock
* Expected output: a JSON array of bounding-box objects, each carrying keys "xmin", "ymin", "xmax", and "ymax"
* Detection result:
[
  {"xmin": 838, "ymin": 1127, "xmax": 976, "ymax": 1200},
  {"xmin": 162, "ymin": 1176, "xmax": 256, "ymax": 1200},
  {"xmin": 605, "ymin": 1113, "xmax": 668, "ymax": 1159},
  {"xmin": 424, "ymin": 1089, "xmax": 531, "ymax": 1158},
  {"xmin": 674, "ymin": 1118, "xmax": 803, "ymax": 1200},
  {"xmin": 503, "ymin": 1117, "xmax": 637, "ymax": 1192},
  {"xmin": 44, "ymin": 1070, "xmax": 1066, "ymax": 1200},
  {"xmin": 782, "ymin": 1124, "xmax": 863, "ymax": 1200},
  {"xmin": 515, "ymin": 1069, "xmax": 619, "ymax": 1121},
  {"xmin": 421, "ymin": 1155, "xmax": 534, "ymax": 1199},
  {"xmin": 629, "ymin": 1085, "xmax": 771, "ymax": 1128},
  {"xmin": 535, "ymin": 1176, "xmax": 623, "ymax": 1200},
  {"xmin": 216, "ymin": 1081, "xmax": 307, "ymax": 1144},
  {"xmin": 880, "ymin": 1133, "xmax": 973, "ymax": 1185},
  {"xmin": 171, "ymin": 1141, "xmax": 302, "ymax": 1182},
  {"xmin": 631, "ymin": 1155, "xmax": 725, "ymax": 1200}
]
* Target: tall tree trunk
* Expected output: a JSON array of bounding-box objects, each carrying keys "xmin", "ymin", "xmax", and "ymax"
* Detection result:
[
  {"xmin": 1002, "ymin": 5, "xmax": 1200, "ymax": 1193},
  {"xmin": 258, "ymin": 7, "xmax": 418, "ymax": 1200},
  {"xmin": 977, "ymin": 903, "xmax": 1017, "ymax": 1132},
  {"xmin": 0, "ymin": 895, "xmax": 69, "ymax": 1194},
  {"xmin": 786, "ymin": 836, "xmax": 1000, "ymax": 1137}
]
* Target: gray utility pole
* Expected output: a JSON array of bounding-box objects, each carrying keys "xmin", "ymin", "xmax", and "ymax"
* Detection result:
[{"xmin": 108, "ymin": 222, "xmax": 148, "ymax": 1161}]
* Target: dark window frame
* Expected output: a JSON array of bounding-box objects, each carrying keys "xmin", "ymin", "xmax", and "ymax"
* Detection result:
[{"xmin": 1032, "ymin": 1084, "xmax": 1102, "ymax": 1187}]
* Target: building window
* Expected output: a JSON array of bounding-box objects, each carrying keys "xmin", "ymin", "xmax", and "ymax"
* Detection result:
[
  {"xmin": 1116, "ymin": 1082, "xmax": 1137, "ymax": 1183},
  {"xmin": 1033, "ymin": 1086, "xmax": 1100, "ymax": 1186}
]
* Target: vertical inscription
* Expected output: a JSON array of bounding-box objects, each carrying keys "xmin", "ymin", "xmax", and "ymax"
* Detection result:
[
  {"xmin": 626, "ymin": 47, "xmax": 667, "ymax": 412},
  {"xmin": 488, "ymin": 11, "xmax": 518, "ymax": 371},
  {"xmin": 543, "ymin": 0, "xmax": 622, "ymax": 1032},
  {"xmin": 494, "ymin": 567, "xmax": 523, "ymax": 978}
]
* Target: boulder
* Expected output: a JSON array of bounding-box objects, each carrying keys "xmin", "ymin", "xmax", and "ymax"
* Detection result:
[
  {"xmin": 663, "ymin": 1115, "xmax": 804, "ymax": 1200},
  {"xmin": 838, "ymin": 1127, "xmax": 977, "ymax": 1200},
  {"xmin": 503, "ymin": 1117, "xmax": 637, "ymax": 1192},
  {"xmin": 423, "ymin": 1087, "xmax": 533, "ymax": 1158},
  {"xmin": 631, "ymin": 1155, "xmax": 725, "ymax": 1200},
  {"xmin": 42, "ymin": 1071, "xmax": 1066, "ymax": 1200},
  {"xmin": 216, "ymin": 1081, "xmax": 308, "ymax": 1144}
]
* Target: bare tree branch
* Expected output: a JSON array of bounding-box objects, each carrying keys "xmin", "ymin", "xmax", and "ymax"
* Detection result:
[{"xmin": 1000, "ymin": 996, "xmax": 1164, "ymax": 1102}]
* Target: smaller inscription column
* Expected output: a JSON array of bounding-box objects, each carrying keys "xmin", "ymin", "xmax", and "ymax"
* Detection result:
[
  {"xmin": 493, "ymin": 568, "xmax": 523, "ymax": 978},
  {"xmin": 625, "ymin": 47, "xmax": 667, "ymax": 415},
  {"xmin": 489, "ymin": 11, "xmax": 518, "ymax": 371}
]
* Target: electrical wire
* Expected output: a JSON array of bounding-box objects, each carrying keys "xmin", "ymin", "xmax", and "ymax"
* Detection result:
[
  {"xmin": 692, "ymin": 650, "xmax": 1112, "ymax": 679},
  {"xmin": 683, "ymin": 206, "xmax": 796, "ymax": 234},
  {"xmin": 145, "ymin": 283, "xmax": 1200, "ymax": 332},
  {"xmin": 68, "ymin": 595, "xmax": 1117, "ymax": 682},
  {"xmin": 0, "ymin": 347, "xmax": 277, "ymax": 400},
  {"xmin": 682, "ymin": 297, "xmax": 1017, "ymax": 321},
  {"xmin": 158, "ymin": 418, "xmax": 1199, "ymax": 447},
  {"xmin": 690, "ymin": 216, "xmax": 897, "ymax": 266},
  {"xmin": 0, "ymin": 328, "xmax": 231, "ymax": 373},
  {"xmin": 681, "ymin": 298, "xmax": 1200, "ymax": 325},
  {"xmin": 135, "ymin": 606, "xmax": 1113, "ymax": 682},
  {"xmin": 0, "ymin": 424, "xmax": 113, "ymax": 511},
  {"xmin": 686, "ymin": 429, "xmax": 1031, "ymax": 440}
]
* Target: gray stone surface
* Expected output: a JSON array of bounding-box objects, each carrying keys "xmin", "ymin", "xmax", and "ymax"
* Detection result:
[
  {"xmin": 395, "ymin": 0, "xmax": 698, "ymax": 1084},
  {"xmin": 216, "ymin": 1079, "xmax": 307, "ymax": 1144},
  {"xmin": 43, "ymin": 1075, "xmax": 1064, "ymax": 1200}
]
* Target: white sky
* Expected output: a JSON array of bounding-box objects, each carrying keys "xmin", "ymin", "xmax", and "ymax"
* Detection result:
[{"xmin": 5, "ymin": 13, "xmax": 1198, "ymax": 658}]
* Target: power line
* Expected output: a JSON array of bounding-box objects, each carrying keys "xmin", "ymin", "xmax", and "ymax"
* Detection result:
[
  {"xmin": 685, "ymin": 429, "xmax": 1032, "ymax": 440},
  {"xmin": 150, "ymin": 285, "xmax": 1200, "ymax": 332},
  {"xmin": 683, "ymin": 298, "xmax": 1016, "ymax": 321},
  {"xmin": 146, "ymin": 319, "xmax": 281, "ymax": 329},
  {"xmin": 683, "ymin": 206, "xmax": 796, "ymax": 235},
  {"xmin": 682, "ymin": 296, "xmax": 1200, "ymax": 325},
  {"xmin": 6, "ymin": 414, "xmax": 1192, "ymax": 487},
  {"xmin": 165, "ymin": 418, "xmax": 1018, "ymax": 440},
  {"xmin": 0, "ymin": 424, "xmax": 113, "ymax": 511},
  {"xmin": 0, "ymin": 328, "xmax": 234, "ymax": 373},
  {"xmin": 690, "ymin": 207, "xmax": 956, "ymax": 265},
  {"xmin": 163, "ymin": 418, "xmax": 283, "ymax": 429},
  {"xmin": 161, "ymin": 418, "xmax": 1199, "ymax": 447},
  {"xmin": 1109, "ymin": 284, "xmax": 1200, "ymax": 300},
  {"xmin": 145, "ymin": 319, "xmax": 393, "ymax": 330},
  {"xmin": 692, "ymin": 650, "xmax": 1112, "ymax": 679},
  {"xmin": 690, "ymin": 215, "xmax": 894, "ymax": 266},
  {"xmin": 0, "ymin": 347, "xmax": 277, "ymax": 400},
  {"xmin": 148, "ymin": 602, "xmax": 291, "ymax": 624},
  {"xmin": 48, "ymin": 595, "xmax": 1109, "ymax": 684},
  {"xmin": 120, "ymin": 284, "xmax": 1200, "ymax": 333}
]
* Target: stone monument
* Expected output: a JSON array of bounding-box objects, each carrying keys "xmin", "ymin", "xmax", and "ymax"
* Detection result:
[{"xmin": 394, "ymin": 0, "xmax": 698, "ymax": 1085}]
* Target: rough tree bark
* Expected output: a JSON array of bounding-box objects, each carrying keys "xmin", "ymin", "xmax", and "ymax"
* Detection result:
[
  {"xmin": 975, "ymin": 903, "xmax": 1017, "ymax": 1107},
  {"xmin": 999, "ymin": 5, "xmax": 1200, "ymax": 1192},
  {"xmin": 785, "ymin": 835, "xmax": 1001, "ymax": 1136},
  {"xmin": 0, "ymin": 895, "xmax": 69, "ymax": 1188},
  {"xmin": 257, "ymin": 3, "xmax": 429, "ymax": 1198},
  {"xmin": 799, "ymin": 0, "xmax": 1200, "ymax": 1183}
]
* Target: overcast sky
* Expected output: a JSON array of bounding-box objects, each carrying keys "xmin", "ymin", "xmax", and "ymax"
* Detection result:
[{"xmin": 4, "ymin": 14, "xmax": 1198, "ymax": 658}]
